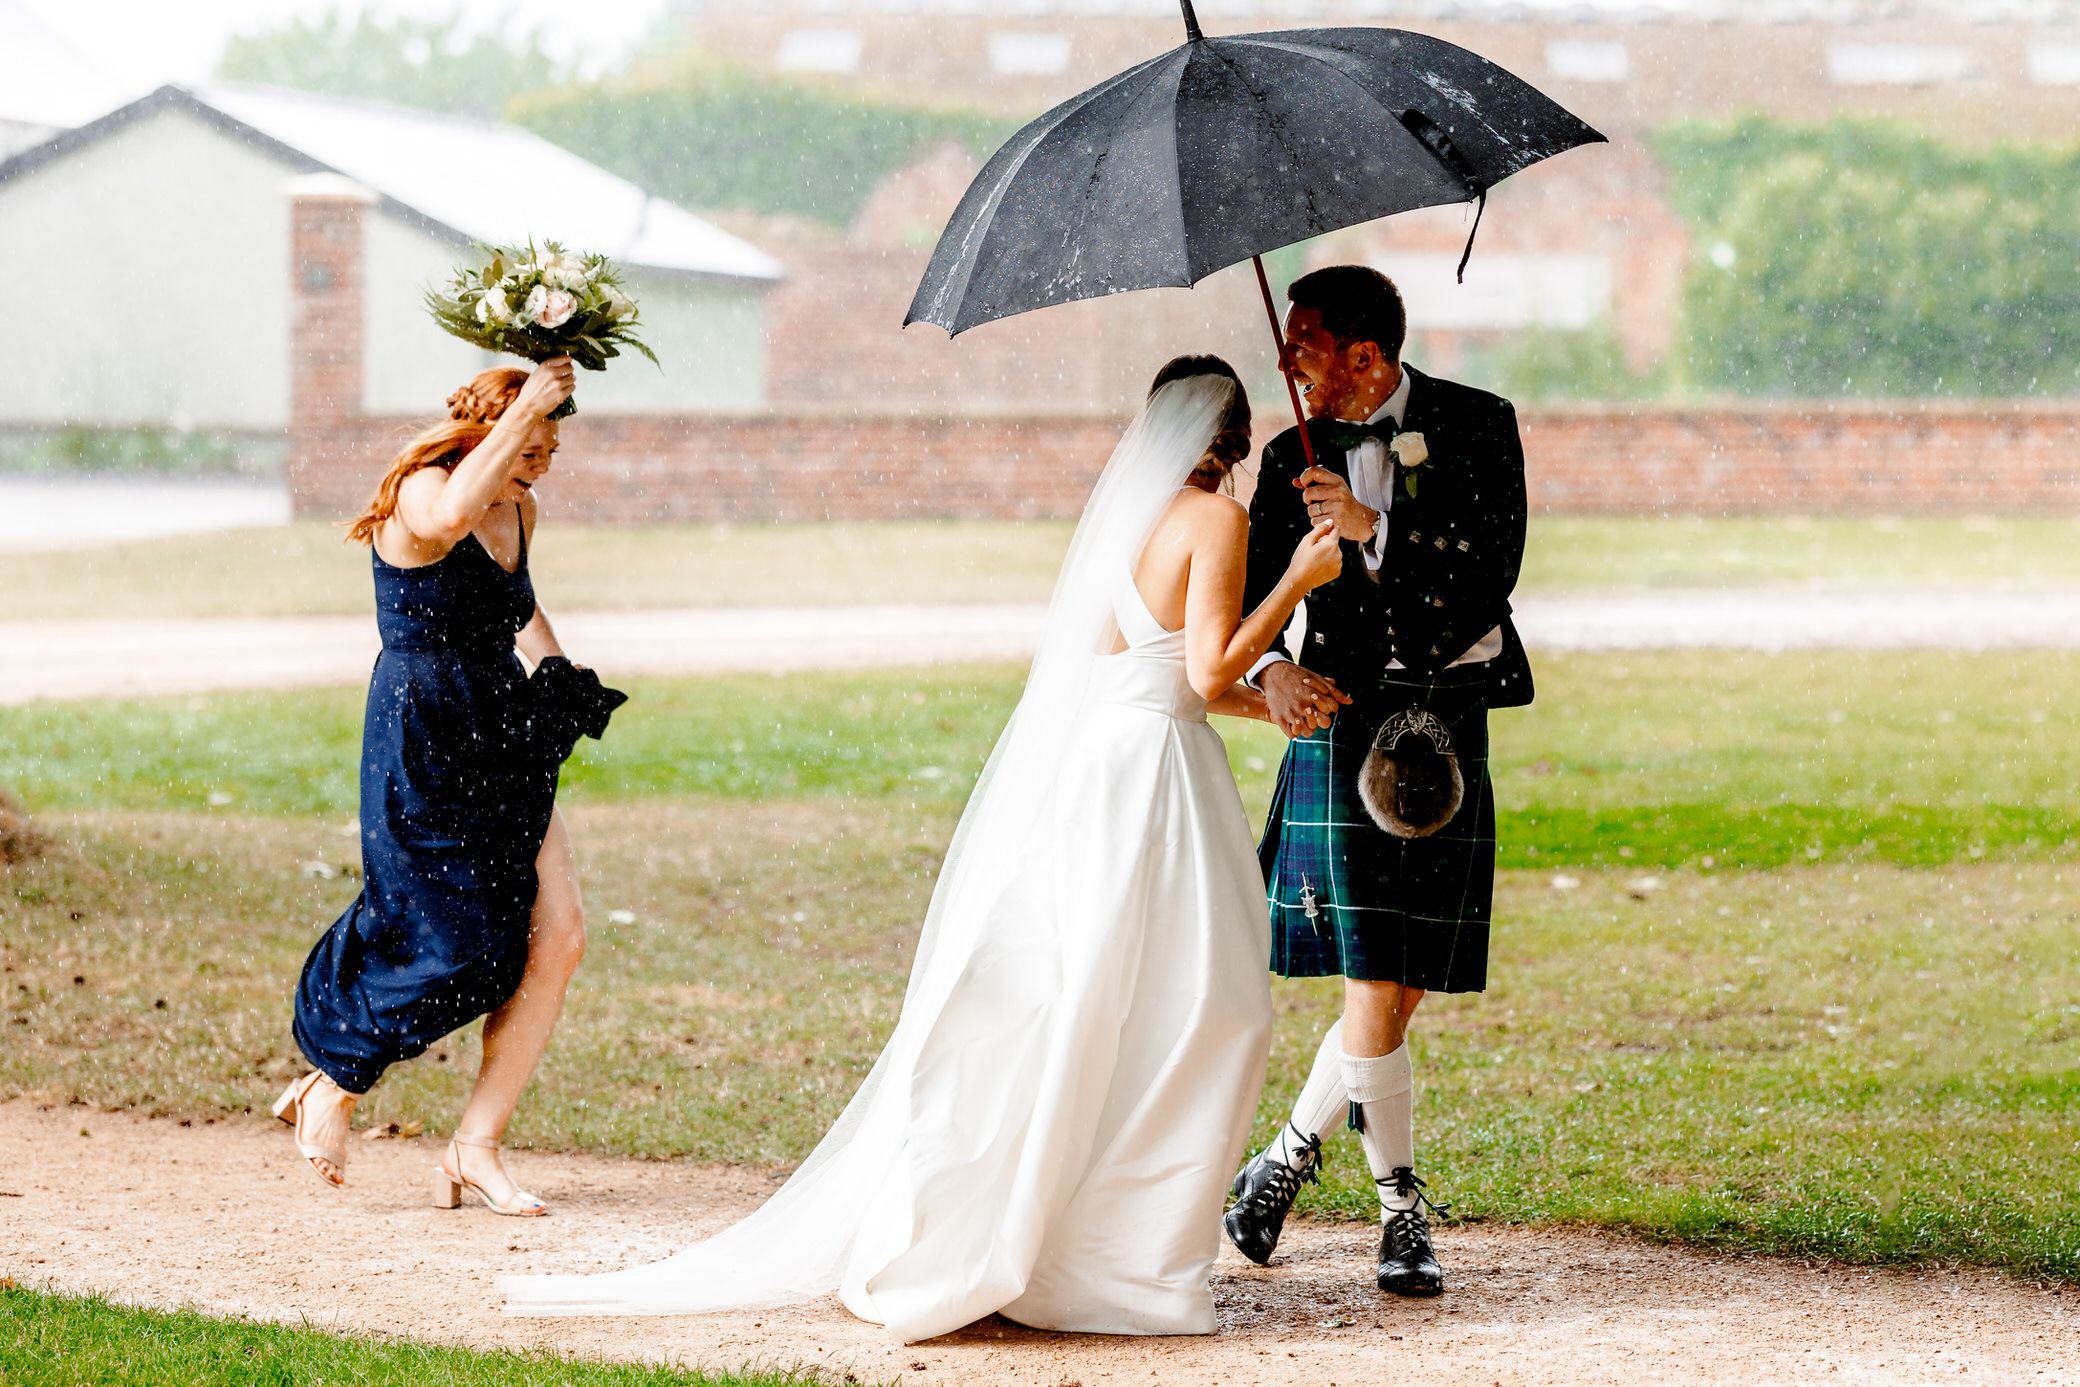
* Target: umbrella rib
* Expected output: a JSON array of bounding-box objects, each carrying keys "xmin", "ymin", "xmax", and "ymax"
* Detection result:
[
  {"xmin": 1184, "ymin": 42, "xmax": 1375, "ymax": 270},
  {"xmin": 1245, "ymin": 32, "xmax": 1568, "ymax": 165},
  {"xmin": 1241, "ymin": 39, "xmax": 1467, "ymax": 215},
  {"xmin": 914, "ymin": 52, "xmax": 1189, "ymax": 329},
  {"xmin": 977, "ymin": 53, "xmax": 1193, "ymax": 322}
]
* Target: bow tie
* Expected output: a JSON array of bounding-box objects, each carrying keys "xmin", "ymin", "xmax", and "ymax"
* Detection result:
[{"xmin": 1318, "ymin": 419, "xmax": 1398, "ymax": 454}]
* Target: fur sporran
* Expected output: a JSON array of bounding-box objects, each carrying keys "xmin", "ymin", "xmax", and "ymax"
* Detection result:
[{"xmin": 1357, "ymin": 710, "xmax": 1464, "ymax": 839}]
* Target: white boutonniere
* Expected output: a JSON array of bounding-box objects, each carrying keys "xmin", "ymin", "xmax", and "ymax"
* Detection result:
[{"xmin": 1389, "ymin": 431, "xmax": 1429, "ymax": 497}]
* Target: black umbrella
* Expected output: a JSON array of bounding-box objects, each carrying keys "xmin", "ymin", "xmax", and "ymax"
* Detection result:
[{"xmin": 906, "ymin": 0, "xmax": 1605, "ymax": 465}]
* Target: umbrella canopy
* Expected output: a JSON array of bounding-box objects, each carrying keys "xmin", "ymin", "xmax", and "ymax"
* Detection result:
[{"xmin": 906, "ymin": 10, "xmax": 1604, "ymax": 337}]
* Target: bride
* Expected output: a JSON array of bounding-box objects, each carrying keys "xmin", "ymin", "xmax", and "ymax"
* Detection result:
[{"xmin": 501, "ymin": 357, "xmax": 1341, "ymax": 1342}]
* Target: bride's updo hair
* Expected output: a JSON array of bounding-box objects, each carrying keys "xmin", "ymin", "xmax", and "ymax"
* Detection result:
[
  {"xmin": 1148, "ymin": 354, "xmax": 1252, "ymax": 485},
  {"xmin": 344, "ymin": 366, "xmax": 532, "ymax": 545}
]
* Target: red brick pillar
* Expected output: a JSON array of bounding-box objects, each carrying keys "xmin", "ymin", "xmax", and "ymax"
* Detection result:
[{"xmin": 284, "ymin": 173, "xmax": 377, "ymax": 519}]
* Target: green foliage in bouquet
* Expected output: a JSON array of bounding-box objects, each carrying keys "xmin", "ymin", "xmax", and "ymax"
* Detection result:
[{"xmin": 425, "ymin": 241, "xmax": 657, "ymax": 416}]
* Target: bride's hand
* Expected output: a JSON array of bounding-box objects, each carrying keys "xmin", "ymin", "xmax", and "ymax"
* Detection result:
[{"xmin": 1286, "ymin": 517, "xmax": 1343, "ymax": 591}]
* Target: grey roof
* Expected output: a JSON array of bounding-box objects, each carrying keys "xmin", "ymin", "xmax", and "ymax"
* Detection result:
[{"xmin": 0, "ymin": 82, "xmax": 784, "ymax": 284}]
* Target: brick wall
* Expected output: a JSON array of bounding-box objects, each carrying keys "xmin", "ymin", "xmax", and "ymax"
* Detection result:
[
  {"xmin": 291, "ymin": 410, "xmax": 1134, "ymax": 524},
  {"xmin": 1521, "ymin": 403, "xmax": 2080, "ymax": 514},
  {"xmin": 293, "ymin": 399, "xmax": 2080, "ymax": 523},
  {"xmin": 286, "ymin": 176, "xmax": 377, "ymax": 514}
]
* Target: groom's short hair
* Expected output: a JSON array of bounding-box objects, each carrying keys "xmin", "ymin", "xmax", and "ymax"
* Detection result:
[{"xmin": 1287, "ymin": 265, "xmax": 1406, "ymax": 362}]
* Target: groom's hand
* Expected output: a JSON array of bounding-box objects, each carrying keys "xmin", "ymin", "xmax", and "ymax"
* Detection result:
[
  {"xmin": 1295, "ymin": 467, "xmax": 1380, "ymax": 544},
  {"xmin": 1261, "ymin": 661, "xmax": 1351, "ymax": 737}
]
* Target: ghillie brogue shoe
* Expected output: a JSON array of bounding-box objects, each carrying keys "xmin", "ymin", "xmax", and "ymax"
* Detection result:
[
  {"xmin": 1222, "ymin": 1126, "xmax": 1322, "ymax": 1265},
  {"xmin": 1376, "ymin": 1166, "xmax": 1447, "ymax": 1296}
]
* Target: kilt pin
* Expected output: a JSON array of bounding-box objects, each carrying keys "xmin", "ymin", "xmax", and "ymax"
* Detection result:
[{"xmin": 1242, "ymin": 366, "xmax": 1535, "ymax": 994}]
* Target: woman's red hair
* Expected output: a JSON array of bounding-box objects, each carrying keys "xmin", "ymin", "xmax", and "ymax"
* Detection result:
[{"xmin": 344, "ymin": 367, "xmax": 531, "ymax": 545}]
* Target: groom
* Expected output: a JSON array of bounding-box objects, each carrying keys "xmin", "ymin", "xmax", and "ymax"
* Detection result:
[{"xmin": 1223, "ymin": 265, "xmax": 1532, "ymax": 1296}]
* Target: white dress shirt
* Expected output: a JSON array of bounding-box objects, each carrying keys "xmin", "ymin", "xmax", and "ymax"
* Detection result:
[
  {"xmin": 1346, "ymin": 371, "xmax": 1409, "ymax": 577},
  {"xmin": 1249, "ymin": 368, "xmax": 1501, "ymax": 686}
]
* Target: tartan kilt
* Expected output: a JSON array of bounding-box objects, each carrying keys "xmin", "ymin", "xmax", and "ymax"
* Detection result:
[{"xmin": 1259, "ymin": 663, "xmax": 1495, "ymax": 992}]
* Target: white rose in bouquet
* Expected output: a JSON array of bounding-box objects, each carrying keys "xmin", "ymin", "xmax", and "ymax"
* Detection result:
[
  {"xmin": 525, "ymin": 284, "xmax": 579, "ymax": 329},
  {"xmin": 544, "ymin": 254, "xmax": 591, "ymax": 291},
  {"xmin": 475, "ymin": 290, "xmax": 513, "ymax": 326},
  {"xmin": 601, "ymin": 284, "xmax": 636, "ymax": 320}
]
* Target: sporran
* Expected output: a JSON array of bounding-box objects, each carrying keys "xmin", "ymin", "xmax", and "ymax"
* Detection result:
[{"xmin": 1357, "ymin": 709, "xmax": 1463, "ymax": 838}]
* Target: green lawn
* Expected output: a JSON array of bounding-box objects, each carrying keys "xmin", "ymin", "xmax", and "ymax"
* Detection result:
[
  {"xmin": 10, "ymin": 514, "xmax": 2080, "ymax": 621},
  {"xmin": 2, "ymin": 654, "xmax": 2076, "ymax": 1283},
  {"xmin": 0, "ymin": 1286, "xmax": 843, "ymax": 1387},
  {"xmin": 7, "ymin": 651, "xmax": 2076, "ymax": 868}
]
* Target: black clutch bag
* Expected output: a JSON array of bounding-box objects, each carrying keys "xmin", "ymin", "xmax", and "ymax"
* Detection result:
[
  {"xmin": 527, "ymin": 656, "xmax": 629, "ymax": 766},
  {"xmin": 1357, "ymin": 709, "xmax": 1464, "ymax": 839}
]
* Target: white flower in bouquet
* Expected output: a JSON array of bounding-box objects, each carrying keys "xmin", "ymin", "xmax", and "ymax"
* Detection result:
[
  {"xmin": 600, "ymin": 284, "xmax": 636, "ymax": 320},
  {"xmin": 544, "ymin": 253, "xmax": 591, "ymax": 291},
  {"xmin": 474, "ymin": 290, "xmax": 513, "ymax": 326},
  {"xmin": 525, "ymin": 284, "xmax": 579, "ymax": 329}
]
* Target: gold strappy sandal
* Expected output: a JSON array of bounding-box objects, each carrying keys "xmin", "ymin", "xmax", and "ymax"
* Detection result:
[
  {"xmin": 272, "ymin": 1070, "xmax": 354, "ymax": 1187},
  {"xmin": 435, "ymin": 1133, "xmax": 548, "ymax": 1216}
]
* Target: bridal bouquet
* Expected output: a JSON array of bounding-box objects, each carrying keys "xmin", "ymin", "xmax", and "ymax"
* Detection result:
[{"xmin": 425, "ymin": 241, "xmax": 657, "ymax": 417}]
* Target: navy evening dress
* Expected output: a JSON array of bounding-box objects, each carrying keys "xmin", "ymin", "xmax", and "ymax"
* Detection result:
[{"xmin": 294, "ymin": 527, "xmax": 565, "ymax": 1093}]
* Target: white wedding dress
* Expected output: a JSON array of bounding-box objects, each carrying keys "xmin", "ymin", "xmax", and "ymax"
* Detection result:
[{"xmin": 501, "ymin": 375, "xmax": 1272, "ymax": 1343}]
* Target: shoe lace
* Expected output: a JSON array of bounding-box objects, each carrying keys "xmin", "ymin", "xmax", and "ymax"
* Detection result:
[
  {"xmin": 1251, "ymin": 1127, "xmax": 1323, "ymax": 1208},
  {"xmin": 1378, "ymin": 1166, "xmax": 1451, "ymax": 1222}
]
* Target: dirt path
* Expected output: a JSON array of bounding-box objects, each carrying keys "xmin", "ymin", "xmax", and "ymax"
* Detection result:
[{"xmin": 2, "ymin": 1101, "xmax": 2072, "ymax": 1386}]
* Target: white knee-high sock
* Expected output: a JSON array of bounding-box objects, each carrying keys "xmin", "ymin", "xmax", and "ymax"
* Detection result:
[
  {"xmin": 1269, "ymin": 1020, "xmax": 1346, "ymax": 1168},
  {"xmin": 1341, "ymin": 1043, "xmax": 1416, "ymax": 1216}
]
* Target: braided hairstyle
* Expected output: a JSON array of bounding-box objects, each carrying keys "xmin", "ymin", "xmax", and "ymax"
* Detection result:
[
  {"xmin": 344, "ymin": 367, "xmax": 531, "ymax": 545},
  {"xmin": 1147, "ymin": 354, "xmax": 1252, "ymax": 490}
]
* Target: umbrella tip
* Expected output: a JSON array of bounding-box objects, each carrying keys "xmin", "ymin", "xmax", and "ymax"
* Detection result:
[{"xmin": 1178, "ymin": 0, "xmax": 1204, "ymax": 42}]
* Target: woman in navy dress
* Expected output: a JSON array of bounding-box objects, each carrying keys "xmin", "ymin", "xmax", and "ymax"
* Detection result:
[{"xmin": 276, "ymin": 357, "xmax": 597, "ymax": 1216}]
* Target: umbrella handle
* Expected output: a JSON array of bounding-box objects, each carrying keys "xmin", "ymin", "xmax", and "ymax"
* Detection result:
[{"xmin": 1253, "ymin": 254, "xmax": 1318, "ymax": 472}]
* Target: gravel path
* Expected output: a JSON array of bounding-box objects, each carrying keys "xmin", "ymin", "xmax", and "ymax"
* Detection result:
[
  {"xmin": 11, "ymin": 591, "xmax": 2080, "ymax": 704},
  {"xmin": 3, "ymin": 1101, "xmax": 2072, "ymax": 1385}
]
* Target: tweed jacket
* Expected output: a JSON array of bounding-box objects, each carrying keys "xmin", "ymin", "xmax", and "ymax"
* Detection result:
[{"xmin": 1242, "ymin": 364, "xmax": 1534, "ymax": 708}]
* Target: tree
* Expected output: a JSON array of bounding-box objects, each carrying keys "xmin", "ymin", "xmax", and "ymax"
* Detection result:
[
  {"xmin": 507, "ymin": 53, "xmax": 1013, "ymax": 226},
  {"xmin": 1657, "ymin": 118, "xmax": 2080, "ymax": 397},
  {"xmin": 217, "ymin": 13, "xmax": 564, "ymax": 121}
]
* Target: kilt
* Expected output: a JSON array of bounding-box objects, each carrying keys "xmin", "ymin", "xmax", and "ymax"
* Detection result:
[{"xmin": 1259, "ymin": 663, "xmax": 1494, "ymax": 992}]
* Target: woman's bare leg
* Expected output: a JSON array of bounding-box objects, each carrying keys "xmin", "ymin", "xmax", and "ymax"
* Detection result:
[{"xmin": 452, "ymin": 808, "xmax": 586, "ymax": 1203}]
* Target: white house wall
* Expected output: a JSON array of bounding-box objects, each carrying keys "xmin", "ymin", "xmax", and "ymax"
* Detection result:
[
  {"xmin": 361, "ymin": 211, "xmax": 497, "ymax": 416},
  {"xmin": 564, "ymin": 269, "xmax": 765, "ymax": 414},
  {"xmin": 0, "ymin": 106, "xmax": 292, "ymax": 430}
]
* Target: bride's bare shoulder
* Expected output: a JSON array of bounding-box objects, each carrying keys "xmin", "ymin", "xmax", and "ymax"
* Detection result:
[{"xmin": 1164, "ymin": 487, "xmax": 1248, "ymax": 535}]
